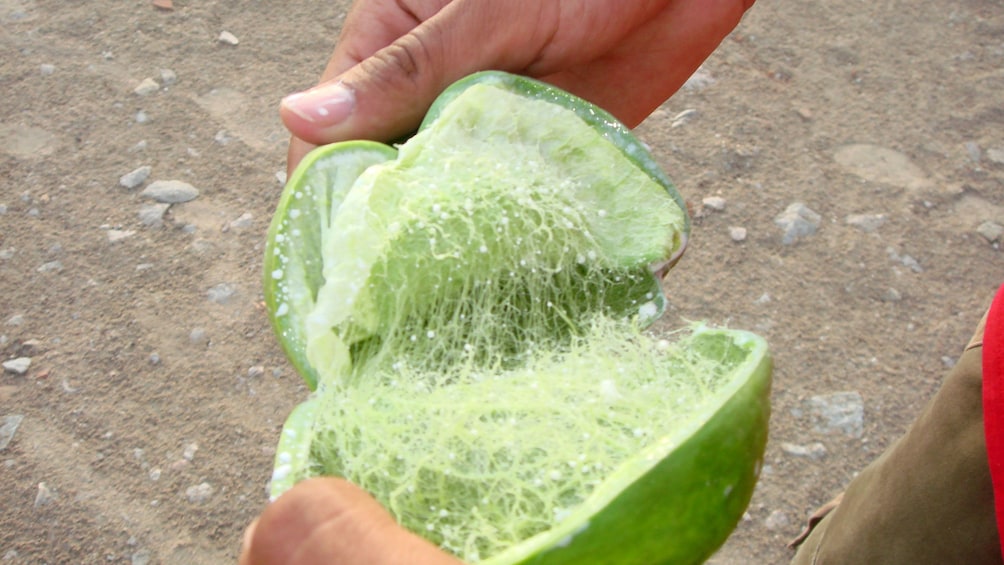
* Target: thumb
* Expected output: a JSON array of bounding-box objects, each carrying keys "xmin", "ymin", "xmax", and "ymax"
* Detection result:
[
  {"xmin": 279, "ymin": 1, "xmax": 551, "ymax": 145},
  {"xmin": 241, "ymin": 477, "xmax": 462, "ymax": 565}
]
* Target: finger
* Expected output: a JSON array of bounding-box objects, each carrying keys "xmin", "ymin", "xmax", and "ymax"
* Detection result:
[
  {"xmin": 237, "ymin": 518, "xmax": 259, "ymax": 565},
  {"xmin": 319, "ymin": 0, "xmax": 453, "ymax": 82},
  {"xmin": 280, "ymin": 0, "xmax": 559, "ymax": 145},
  {"xmin": 243, "ymin": 478, "xmax": 461, "ymax": 565},
  {"xmin": 286, "ymin": 136, "xmax": 317, "ymax": 177},
  {"xmin": 544, "ymin": 0, "xmax": 754, "ymax": 127}
]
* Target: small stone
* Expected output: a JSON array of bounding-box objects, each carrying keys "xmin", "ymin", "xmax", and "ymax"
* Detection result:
[
  {"xmin": 218, "ymin": 31, "xmax": 239, "ymax": 45},
  {"xmin": 881, "ymin": 287, "xmax": 903, "ymax": 302},
  {"xmin": 39, "ymin": 64, "xmax": 55, "ymax": 76},
  {"xmin": 141, "ymin": 180, "xmax": 199, "ymax": 203},
  {"xmin": 185, "ymin": 482, "xmax": 213, "ymax": 503},
  {"xmin": 107, "ymin": 229, "xmax": 136, "ymax": 243},
  {"xmin": 139, "ymin": 203, "xmax": 170, "ymax": 227},
  {"xmin": 183, "ymin": 442, "xmax": 198, "ymax": 461},
  {"xmin": 3, "ymin": 358, "xmax": 31, "ymax": 375},
  {"xmin": 670, "ymin": 109, "xmax": 698, "ymax": 128},
  {"xmin": 119, "ymin": 166, "xmax": 152, "ymax": 189},
  {"xmin": 207, "ymin": 283, "xmax": 237, "ymax": 304},
  {"xmin": 682, "ymin": 67, "xmax": 715, "ymax": 91},
  {"xmin": 129, "ymin": 140, "xmax": 148, "ymax": 152},
  {"xmin": 213, "ymin": 130, "xmax": 233, "ymax": 145},
  {"xmin": 248, "ymin": 365, "xmax": 265, "ymax": 378},
  {"xmin": 780, "ymin": 442, "xmax": 827, "ymax": 460},
  {"xmin": 986, "ymin": 148, "xmax": 1004, "ymax": 166},
  {"xmin": 34, "ymin": 482, "xmax": 56, "ymax": 507},
  {"xmin": 228, "ymin": 212, "xmax": 253, "ymax": 230},
  {"xmin": 702, "ymin": 196, "xmax": 727, "ymax": 212},
  {"xmin": 275, "ymin": 171, "xmax": 287, "ymax": 185},
  {"xmin": 977, "ymin": 220, "xmax": 1003, "ymax": 243},
  {"xmin": 729, "ymin": 226, "xmax": 748, "ymax": 242},
  {"xmin": 131, "ymin": 549, "xmax": 152, "ymax": 565},
  {"xmin": 135, "ymin": 111, "xmax": 150, "ymax": 124},
  {"xmin": 806, "ymin": 391, "xmax": 864, "ymax": 438},
  {"xmin": 189, "ymin": 328, "xmax": 208, "ymax": 345},
  {"xmin": 764, "ymin": 510, "xmax": 790, "ymax": 531},
  {"xmin": 965, "ymin": 141, "xmax": 982, "ymax": 162},
  {"xmin": 149, "ymin": 468, "xmax": 162, "ymax": 481},
  {"xmin": 6, "ymin": 314, "xmax": 24, "ymax": 326},
  {"xmin": 159, "ymin": 68, "xmax": 177, "ymax": 86},
  {"xmin": 845, "ymin": 213, "xmax": 887, "ymax": 233},
  {"xmin": 774, "ymin": 202, "xmax": 821, "ymax": 245},
  {"xmin": 0, "ymin": 415, "xmax": 24, "ymax": 451},
  {"xmin": 152, "ymin": 0, "xmax": 173, "ymax": 10},
  {"xmin": 133, "ymin": 78, "xmax": 160, "ymax": 96},
  {"xmin": 795, "ymin": 107, "xmax": 813, "ymax": 121},
  {"xmin": 149, "ymin": 352, "xmax": 161, "ymax": 365}
]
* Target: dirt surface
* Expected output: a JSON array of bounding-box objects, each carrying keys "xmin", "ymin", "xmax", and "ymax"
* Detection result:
[{"xmin": 2, "ymin": 0, "xmax": 1003, "ymax": 563}]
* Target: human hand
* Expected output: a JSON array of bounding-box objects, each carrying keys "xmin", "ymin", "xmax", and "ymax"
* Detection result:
[
  {"xmin": 238, "ymin": 477, "xmax": 463, "ymax": 565},
  {"xmin": 280, "ymin": 0, "xmax": 754, "ymax": 173}
]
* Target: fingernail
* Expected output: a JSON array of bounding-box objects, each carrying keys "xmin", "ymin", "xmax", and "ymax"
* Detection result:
[{"xmin": 281, "ymin": 82, "xmax": 355, "ymax": 125}]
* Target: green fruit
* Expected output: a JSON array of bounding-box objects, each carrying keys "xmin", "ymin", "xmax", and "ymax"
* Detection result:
[{"xmin": 264, "ymin": 71, "xmax": 771, "ymax": 564}]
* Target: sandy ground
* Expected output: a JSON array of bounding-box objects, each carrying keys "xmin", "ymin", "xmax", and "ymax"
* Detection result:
[{"xmin": 2, "ymin": 0, "xmax": 1003, "ymax": 563}]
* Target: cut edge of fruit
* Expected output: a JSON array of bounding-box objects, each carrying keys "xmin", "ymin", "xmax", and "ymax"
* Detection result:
[
  {"xmin": 479, "ymin": 326, "xmax": 771, "ymax": 565},
  {"xmin": 264, "ymin": 141, "xmax": 398, "ymax": 390}
]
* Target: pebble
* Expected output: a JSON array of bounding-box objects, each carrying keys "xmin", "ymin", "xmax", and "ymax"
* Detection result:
[
  {"xmin": 228, "ymin": 212, "xmax": 253, "ymax": 230},
  {"xmin": 774, "ymin": 202, "xmax": 821, "ymax": 245},
  {"xmin": 881, "ymin": 287, "xmax": 903, "ymax": 302},
  {"xmin": 702, "ymin": 196, "xmax": 727, "ymax": 212},
  {"xmin": 218, "ymin": 31, "xmax": 239, "ymax": 45},
  {"xmin": 965, "ymin": 141, "xmax": 982, "ymax": 162},
  {"xmin": 3, "ymin": 358, "xmax": 31, "ymax": 375},
  {"xmin": 183, "ymin": 442, "xmax": 199, "ymax": 461},
  {"xmin": 987, "ymin": 148, "xmax": 1004, "ymax": 166},
  {"xmin": 189, "ymin": 327, "xmax": 208, "ymax": 345},
  {"xmin": 185, "ymin": 482, "xmax": 213, "ymax": 503},
  {"xmin": 0, "ymin": 415, "xmax": 24, "ymax": 450},
  {"xmin": 977, "ymin": 220, "xmax": 1003, "ymax": 243},
  {"xmin": 6, "ymin": 314, "xmax": 24, "ymax": 326},
  {"xmin": 683, "ymin": 67, "xmax": 715, "ymax": 91},
  {"xmin": 139, "ymin": 203, "xmax": 170, "ymax": 227},
  {"xmin": 845, "ymin": 213, "xmax": 886, "ymax": 233},
  {"xmin": 886, "ymin": 247, "xmax": 924, "ymax": 273},
  {"xmin": 39, "ymin": 64, "xmax": 55, "ymax": 76},
  {"xmin": 207, "ymin": 283, "xmax": 237, "ymax": 304},
  {"xmin": 275, "ymin": 171, "xmax": 287, "ymax": 185},
  {"xmin": 764, "ymin": 510, "xmax": 790, "ymax": 531},
  {"xmin": 107, "ymin": 229, "xmax": 135, "ymax": 243},
  {"xmin": 119, "ymin": 166, "xmax": 152, "ymax": 189},
  {"xmin": 133, "ymin": 78, "xmax": 160, "ymax": 96},
  {"xmin": 159, "ymin": 68, "xmax": 177, "ymax": 86},
  {"xmin": 729, "ymin": 226, "xmax": 748, "ymax": 242},
  {"xmin": 780, "ymin": 442, "xmax": 827, "ymax": 460},
  {"xmin": 135, "ymin": 111, "xmax": 150, "ymax": 124},
  {"xmin": 131, "ymin": 550, "xmax": 152, "ymax": 565},
  {"xmin": 670, "ymin": 109, "xmax": 698, "ymax": 128},
  {"xmin": 248, "ymin": 365, "xmax": 265, "ymax": 378},
  {"xmin": 806, "ymin": 391, "xmax": 864, "ymax": 438},
  {"xmin": 34, "ymin": 482, "xmax": 56, "ymax": 507},
  {"xmin": 141, "ymin": 180, "xmax": 199, "ymax": 203}
]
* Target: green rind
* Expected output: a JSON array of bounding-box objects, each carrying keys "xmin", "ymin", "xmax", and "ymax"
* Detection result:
[
  {"xmin": 483, "ymin": 329, "xmax": 771, "ymax": 565},
  {"xmin": 264, "ymin": 141, "xmax": 397, "ymax": 390},
  {"xmin": 268, "ymin": 397, "xmax": 319, "ymax": 500}
]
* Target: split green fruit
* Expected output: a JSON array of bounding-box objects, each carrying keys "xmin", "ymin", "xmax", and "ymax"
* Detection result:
[{"xmin": 263, "ymin": 71, "xmax": 771, "ymax": 564}]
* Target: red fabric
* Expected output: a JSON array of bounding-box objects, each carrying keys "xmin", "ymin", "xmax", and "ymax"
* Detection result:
[{"xmin": 983, "ymin": 283, "xmax": 1004, "ymax": 562}]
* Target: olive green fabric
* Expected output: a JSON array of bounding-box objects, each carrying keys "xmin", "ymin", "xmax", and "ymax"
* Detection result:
[{"xmin": 791, "ymin": 313, "xmax": 1001, "ymax": 564}]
